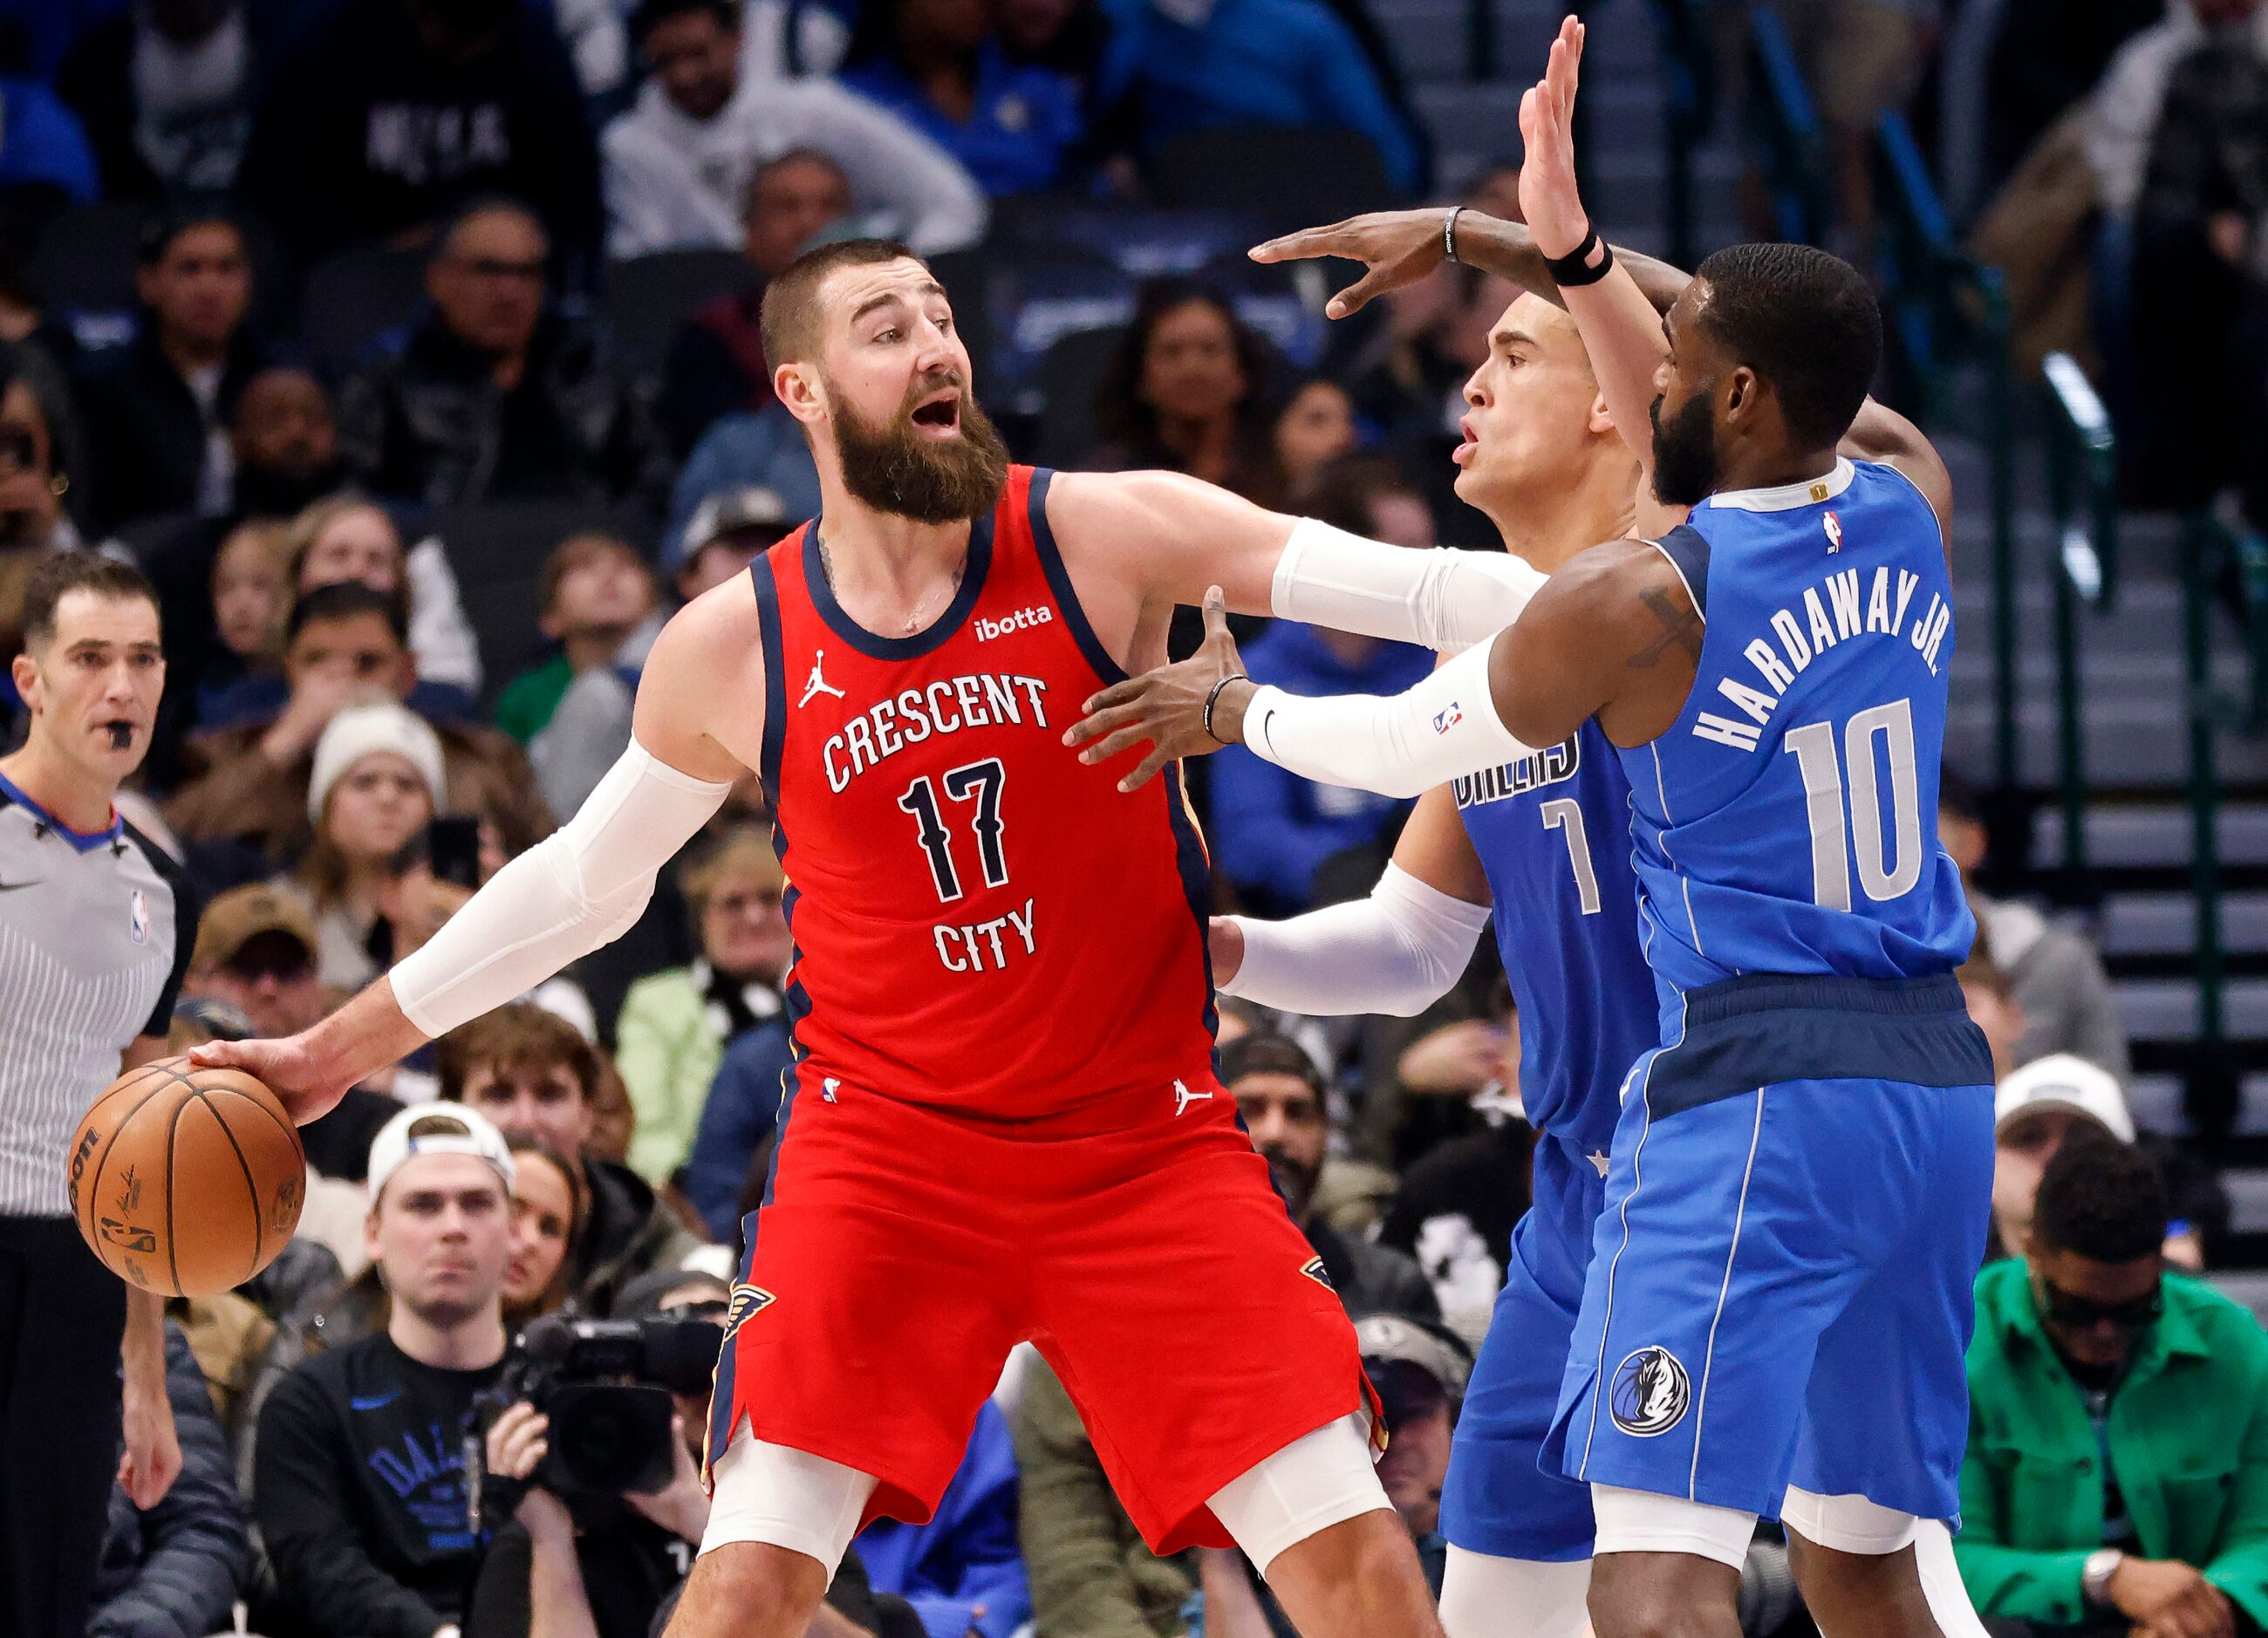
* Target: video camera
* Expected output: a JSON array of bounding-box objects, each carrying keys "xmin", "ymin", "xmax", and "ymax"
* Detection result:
[{"xmin": 475, "ymin": 1313, "xmax": 723, "ymax": 1503}]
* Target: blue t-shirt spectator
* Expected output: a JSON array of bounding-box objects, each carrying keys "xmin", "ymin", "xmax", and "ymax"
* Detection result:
[
  {"xmin": 1210, "ymin": 618, "xmax": 1432, "ymax": 911},
  {"xmin": 858, "ymin": 1401, "xmax": 1030, "ymax": 1638},
  {"xmin": 1096, "ymin": 0, "xmax": 1418, "ymax": 193},
  {"xmin": 842, "ymin": 44, "xmax": 1087, "ymax": 195},
  {"xmin": 685, "ymin": 1020, "xmax": 796, "ymax": 1241}
]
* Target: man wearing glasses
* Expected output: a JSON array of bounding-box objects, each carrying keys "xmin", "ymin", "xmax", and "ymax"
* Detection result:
[{"xmin": 1955, "ymin": 1135, "xmax": 2268, "ymax": 1638}]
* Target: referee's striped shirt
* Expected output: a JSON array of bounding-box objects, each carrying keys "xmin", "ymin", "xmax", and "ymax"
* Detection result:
[{"xmin": 0, "ymin": 773, "xmax": 197, "ymax": 1218}]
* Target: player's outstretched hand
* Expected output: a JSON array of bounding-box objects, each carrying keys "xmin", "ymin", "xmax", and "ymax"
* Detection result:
[
  {"xmin": 1517, "ymin": 16, "xmax": 1590, "ymax": 263},
  {"xmin": 1250, "ymin": 208, "xmax": 1458, "ymax": 319},
  {"xmin": 188, "ymin": 1031, "xmax": 352, "ymax": 1126},
  {"xmin": 1066, "ymin": 586, "xmax": 1248, "ymax": 792}
]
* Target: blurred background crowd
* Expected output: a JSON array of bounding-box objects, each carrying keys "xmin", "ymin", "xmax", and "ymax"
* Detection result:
[{"xmin": 4, "ymin": 0, "xmax": 2268, "ymax": 1631}]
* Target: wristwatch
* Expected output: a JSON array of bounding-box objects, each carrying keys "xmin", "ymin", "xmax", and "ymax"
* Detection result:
[{"xmin": 2082, "ymin": 1547, "xmax": 2126, "ymax": 1607}]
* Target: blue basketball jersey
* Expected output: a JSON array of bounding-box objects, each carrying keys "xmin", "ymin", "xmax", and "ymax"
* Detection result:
[
  {"xmin": 1622, "ymin": 458, "xmax": 1974, "ymax": 1022},
  {"xmin": 1453, "ymin": 720, "xmax": 1656, "ymax": 1158}
]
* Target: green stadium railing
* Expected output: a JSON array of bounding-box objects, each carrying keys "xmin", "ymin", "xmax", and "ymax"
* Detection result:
[
  {"xmin": 1872, "ymin": 111, "xmax": 2020, "ymax": 791},
  {"xmin": 1745, "ymin": 10, "xmax": 1829, "ymax": 247},
  {"xmin": 2040, "ymin": 353, "xmax": 2116, "ymax": 889},
  {"xmin": 1643, "ymin": 0, "xmax": 1714, "ymax": 272}
]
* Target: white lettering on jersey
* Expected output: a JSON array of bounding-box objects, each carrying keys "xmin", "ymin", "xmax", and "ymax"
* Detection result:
[
  {"xmin": 973, "ymin": 605, "xmax": 1055, "ymax": 641},
  {"xmin": 820, "ymin": 674, "xmax": 1052, "ymax": 793}
]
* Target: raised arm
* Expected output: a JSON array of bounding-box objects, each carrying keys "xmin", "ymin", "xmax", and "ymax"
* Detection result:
[
  {"xmin": 193, "ymin": 584, "xmax": 757, "ymax": 1121},
  {"xmin": 1841, "ymin": 398, "xmax": 1955, "ymax": 547},
  {"xmin": 1043, "ymin": 467, "xmax": 1549, "ymax": 656},
  {"xmin": 1069, "ymin": 543, "xmax": 1695, "ymax": 797}
]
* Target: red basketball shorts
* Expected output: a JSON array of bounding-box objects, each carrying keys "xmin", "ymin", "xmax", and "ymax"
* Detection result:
[{"xmin": 705, "ymin": 1068, "xmax": 1375, "ymax": 1553}]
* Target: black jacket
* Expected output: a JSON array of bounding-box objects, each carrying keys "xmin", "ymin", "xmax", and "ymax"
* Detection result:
[
  {"xmin": 251, "ymin": 1331, "xmax": 505, "ymax": 1638},
  {"xmin": 235, "ymin": 0, "xmax": 601, "ymax": 270},
  {"xmin": 337, "ymin": 310, "xmax": 669, "ymax": 513},
  {"xmin": 89, "ymin": 1325, "xmax": 252, "ymax": 1638},
  {"xmin": 76, "ymin": 326, "xmax": 271, "ymax": 534},
  {"xmin": 1304, "ymin": 1216, "xmax": 1439, "ymax": 1323},
  {"xmin": 573, "ymin": 1158, "xmax": 707, "ymax": 1317}
]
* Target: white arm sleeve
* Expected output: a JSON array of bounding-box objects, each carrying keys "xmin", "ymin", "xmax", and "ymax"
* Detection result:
[
  {"xmin": 390, "ymin": 741, "xmax": 734, "ymax": 1037},
  {"xmin": 1272, "ymin": 519, "xmax": 1549, "ymax": 653},
  {"xmin": 1220, "ymin": 863, "xmax": 1492, "ymax": 1017},
  {"xmin": 1244, "ymin": 638, "xmax": 1541, "ymax": 801}
]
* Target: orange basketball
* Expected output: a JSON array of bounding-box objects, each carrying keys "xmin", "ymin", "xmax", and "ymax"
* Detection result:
[{"xmin": 66, "ymin": 1057, "xmax": 306, "ymax": 1297}]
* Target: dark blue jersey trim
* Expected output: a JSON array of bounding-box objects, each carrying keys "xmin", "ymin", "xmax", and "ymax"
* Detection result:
[
  {"xmin": 1025, "ymin": 468, "xmax": 1129, "ymax": 685},
  {"xmin": 799, "ymin": 504, "xmax": 995, "ymax": 660},
  {"xmin": 749, "ymin": 556, "xmax": 787, "ymax": 810},
  {"xmin": 1650, "ymin": 523, "xmax": 1713, "ymax": 619}
]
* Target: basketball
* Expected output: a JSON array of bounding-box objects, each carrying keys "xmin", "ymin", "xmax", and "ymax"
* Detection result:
[{"xmin": 65, "ymin": 1058, "xmax": 306, "ymax": 1298}]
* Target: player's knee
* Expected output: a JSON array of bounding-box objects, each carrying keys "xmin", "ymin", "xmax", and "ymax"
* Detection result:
[
  {"xmin": 1588, "ymin": 1553, "xmax": 1741, "ymax": 1638},
  {"xmin": 665, "ymin": 1541, "xmax": 829, "ymax": 1636}
]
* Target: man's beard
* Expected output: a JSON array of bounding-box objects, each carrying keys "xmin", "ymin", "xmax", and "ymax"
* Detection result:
[
  {"xmin": 1650, "ymin": 389, "xmax": 1722, "ymax": 508},
  {"xmin": 831, "ymin": 374, "xmax": 1010, "ymax": 524}
]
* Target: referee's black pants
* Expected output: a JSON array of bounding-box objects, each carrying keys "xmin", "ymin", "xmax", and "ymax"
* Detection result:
[{"xmin": 0, "ymin": 1215, "xmax": 126, "ymax": 1638}]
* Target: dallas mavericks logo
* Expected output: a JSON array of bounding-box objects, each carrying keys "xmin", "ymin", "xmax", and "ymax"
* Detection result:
[{"xmin": 1609, "ymin": 1346, "xmax": 1691, "ymax": 1437}]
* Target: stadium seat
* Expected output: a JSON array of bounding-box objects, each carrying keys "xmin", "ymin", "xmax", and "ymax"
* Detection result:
[
  {"xmin": 422, "ymin": 500, "xmax": 659, "ymax": 705},
  {"xmin": 25, "ymin": 199, "xmax": 149, "ymax": 316},
  {"xmin": 603, "ymin": 249, "xmax": 752, "ymax": 371},
  {"xmin": 301, "ymin": 244, "xmax": 429, "ymax": 374},
  {"xmin": 1032, "ymin": 324, "xmax": 1127, "ymax": 470},
  {"xmin": 1150, "ymin": 127, "xmax": 1399, "ymax": 225}
]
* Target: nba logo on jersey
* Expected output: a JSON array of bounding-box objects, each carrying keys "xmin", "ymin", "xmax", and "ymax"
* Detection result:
[
  {"xmin": 1608, "ymin": 1346, "xmax": 1690, "ymax": 1437},
  {"xmin": 1824, "ymin": 510, "xmax": 1843, "ymax": 553},
  {"xmin": 128, "ymin": 889, "xmax": 148, "ymax": 945},
  {"xmin": 1433, "ymin": 703, "xmax": 1464, "ymax": 734}
]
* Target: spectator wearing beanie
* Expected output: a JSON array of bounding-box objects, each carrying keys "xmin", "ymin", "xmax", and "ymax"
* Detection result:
[
  {"xmin": 283, "ymin": 700, "xmax": 448, "ymax": 990},
  {"xmin": 1956, "ymin": 1135, "xmax": 2268, "ymax": 1636}
]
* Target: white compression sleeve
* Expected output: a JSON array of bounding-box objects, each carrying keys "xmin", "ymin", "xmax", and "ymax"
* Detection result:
[
  {"xmin": 1222, "ymin": 863, "xmax": 1491, "ymax": 1017},
  {"xmin": 1243, "ymin": 638, "xmax": 1540, "ymax": 801},
  {"xmin": 1272, "ymin": 519, "xmax": 1548, "ymax": 654},
  {"xmin": 390, "ymin": 740, "xmax": 734, "ymax": 1037}
]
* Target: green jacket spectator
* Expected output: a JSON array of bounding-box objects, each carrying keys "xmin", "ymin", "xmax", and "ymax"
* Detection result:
[{"xmin": 1957, "ymin": 1163, "xmax": 2268, "ymax": 1632}]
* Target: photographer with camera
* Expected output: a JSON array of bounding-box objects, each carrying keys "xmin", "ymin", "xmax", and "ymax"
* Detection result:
[
  {"xmin": 468, "ymin": 1269, "xmax": 918, "ymax": 1638},
  {"xmin": 251, "ymin": 1102, "xmax": 519, "ymax": 1638}
]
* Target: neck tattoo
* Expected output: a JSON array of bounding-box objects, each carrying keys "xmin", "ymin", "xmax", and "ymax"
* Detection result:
[{"xmin": 817, "ymin": 537, "xmax": 966, "ymax": 635}]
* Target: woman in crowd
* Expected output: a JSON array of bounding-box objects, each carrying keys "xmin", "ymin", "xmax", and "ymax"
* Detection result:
[
  {"xmin": 1086, "ymin": 281, "xmax": 1285, "ymax": 507},
  {"xmin": 195, "ymin": 520, "xmax": 290, "ymax": 729},
  {"xmin": 616, "ymin": 829, "xmax": 791, "ymax": 1189},
  {"xmin": 281, "ymin": 700, "xmax": 445, "ymax": 990},
  {"xmin": 503, "ymin": 1135, "xmax": 589, "ymax": 1328},
  {"xmin": 1273, "ymin": 376, "xmax": 1358, "ymax": 503},
  {"xmin": 840, "ymin": 0, "xmax": 1089, "ymax": 195},
  {"xmin": 285, "ymin": 493, "xmax": 483, "ymax": 702}
]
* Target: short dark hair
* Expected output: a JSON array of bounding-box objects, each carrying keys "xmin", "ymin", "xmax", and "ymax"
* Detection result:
[
  {"xmin": 433, "ymin": 194, "xmax": 549, "ymax": 267},
  {"xmin": 284, "ymin": 579, "xmax": 407, "ymax": 647},
  {"xmin": 746, "ymin": 147, "xmax": 850, "ymax": 218},
  {"xmin": 1939, "ymin": 766, "xmax": 1982, "ymax": 826},
  {"xmin": 1218, "ymin": 1030, "xmax": 1328, "ymax": 1102},
  {"xmin": 439, "ymin": 1002, "xmax": 602, "ymax": 1107},
  {"xmin": 1691, "ymin": 242, "xmax": 1881, "ymax": 449},
  {"xmin": 138, "ymin": 197, "xmax": 245, "ymax": 268},
  {"xmin": 759, "ymin": 237, "xmax": 926, "ymax": 368},
  {"xmin": 630, "ymin": 0, "xmax": 738, "ymax": 44},
  {"xmin": 1306, "ymin": 454, "xmax": 1424, "ymax": 540},
  {"xmin": 19, "ymin": 551, "xmax": 159, "ymax": 652},
  {"xmin": 2033, "ymin": 1132, "xmax": 2168, "ymax": 1264}
]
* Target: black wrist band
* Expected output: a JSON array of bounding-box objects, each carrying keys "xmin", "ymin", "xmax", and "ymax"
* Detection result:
[
  {"xmin": 1545, "ymin": 226, "xmax": 1613, "ymax": 288},
  {"xmin": 1203, "ymin": 673, "xmax": 1249, "ymax": 744},
  {"xmin": 1443, "ymin": 206, "xmax": 1465, "ymax": 265}
]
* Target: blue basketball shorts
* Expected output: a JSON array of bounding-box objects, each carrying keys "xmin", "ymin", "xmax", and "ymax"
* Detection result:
[
  {"xmin": 1440, "ymin": 1131, "xmax": 1608, "ymax": 1562},
  {"xmin": 1540, "ymin": 973, "xmax": 1996, "ymax": 1525}
]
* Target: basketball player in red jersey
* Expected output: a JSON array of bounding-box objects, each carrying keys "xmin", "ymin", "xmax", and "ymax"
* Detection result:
[{"xmin": 198, "ymin": 237, "xmax": 1561, "ymax": 1638}]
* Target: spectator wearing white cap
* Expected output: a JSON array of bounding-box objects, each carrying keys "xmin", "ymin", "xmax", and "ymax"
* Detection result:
[
  {"xmin": 1993, "ymin": 1055, "xmax": 2224, "ymax": 1270},
  {"xmin": 278, "ymin": 700, "xmax": 450, "ymax": 991},
  {"xmin": 251, "ymin": 1103, "xmax": 517, "ymax": 1638}
]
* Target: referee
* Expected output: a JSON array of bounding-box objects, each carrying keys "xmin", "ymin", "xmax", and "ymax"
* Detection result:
[{"xmin": 0, "ymin": 552, "xmax": 198, "ymax": 1637}]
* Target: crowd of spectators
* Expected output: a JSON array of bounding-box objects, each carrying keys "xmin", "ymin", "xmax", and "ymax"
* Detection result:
[{"xmin": 7, "ymin": 0, "xmax": 2267, "ymax": 1635}]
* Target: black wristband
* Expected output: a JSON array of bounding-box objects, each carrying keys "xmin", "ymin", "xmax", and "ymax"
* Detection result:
[
  {"xmin": 1443, "ymin": 206, "xmax": 1465, "ymax": 265},
  {"xmin": 1203, "ymin": 673, "xmax": 1249, "ymax": 744},
  {"xmin": 1545, "ymin": 226, "xmax": 1613, "ymax": 288}
]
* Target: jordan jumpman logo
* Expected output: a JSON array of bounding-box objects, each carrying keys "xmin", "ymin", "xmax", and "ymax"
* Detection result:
[{"xmin": 798, "ymin": 650, "xmax": 846, "ymax": 708}]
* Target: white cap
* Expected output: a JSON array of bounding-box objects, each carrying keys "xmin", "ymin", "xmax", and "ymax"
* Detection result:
[
  {"xmin": 366, "ymin": 1102, "xmax": 516, "ymax": 1206},
  {"xmin": 1994, "ymin": 1054, "xmax": 2135, "ymax": 1144},
  {"xmin": 308, "ymin": 700, "xmax": 447, "ymax": 825}
]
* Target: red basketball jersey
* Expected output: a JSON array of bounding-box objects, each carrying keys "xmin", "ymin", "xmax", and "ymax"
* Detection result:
[{"xmin": 751, "ymin": 467, "xmax": 1217, "ymax": 1118}]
